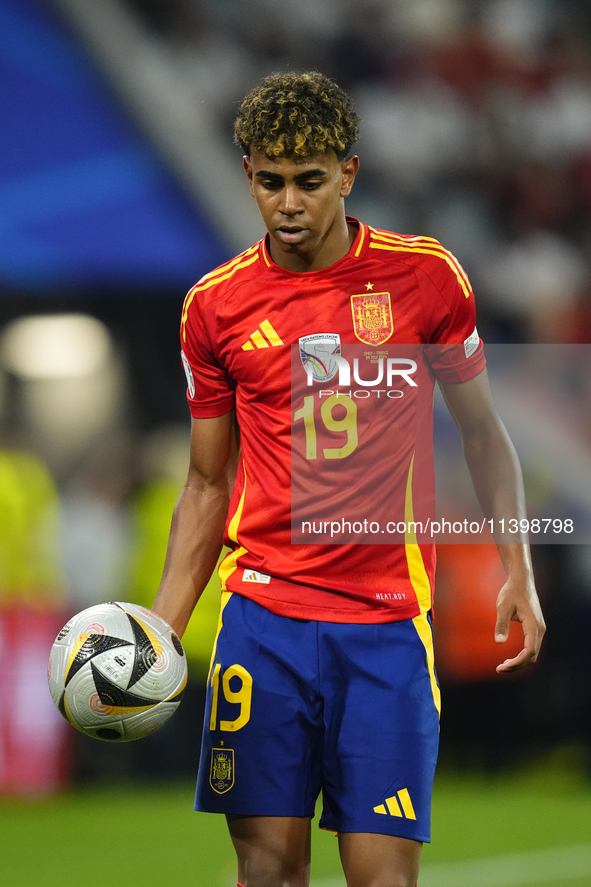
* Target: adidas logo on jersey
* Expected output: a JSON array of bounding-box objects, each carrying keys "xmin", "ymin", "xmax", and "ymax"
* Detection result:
[
  {"xmin": 242, "ymin": 569, "xmax": 271, "ymax": 584},
  {"xmin": 373, "ymin": 788, "xmax": 416, "ymax": 820},
  {"xmin": 242, "ymin": 319, "xmax": 283, "ymax": 351}
]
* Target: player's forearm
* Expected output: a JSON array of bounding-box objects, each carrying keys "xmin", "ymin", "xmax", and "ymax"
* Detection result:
[
  {"xmin": 461, "ymin": 418, "xmax": 534, "ymax": 578},
  {"xmin": 152, "ymin": 475, "xmax": 229, "ymax": 637}
]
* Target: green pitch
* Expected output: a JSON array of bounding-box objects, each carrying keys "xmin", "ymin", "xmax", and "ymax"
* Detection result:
[{"xmin": 1, "ymin": 762, "xmax": 590, "ymax": 887}]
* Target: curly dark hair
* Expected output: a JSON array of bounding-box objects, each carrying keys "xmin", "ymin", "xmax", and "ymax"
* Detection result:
[{"xmin": 234, "ymin": 71, "xmax": 360, "ymax": 160}]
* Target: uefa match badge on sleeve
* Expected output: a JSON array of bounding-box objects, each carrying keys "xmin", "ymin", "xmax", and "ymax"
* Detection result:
[
  {"xmin": 464, "ymin": 327, "xmax": 480, "ymax": 358},
  {"xmin": 181, "ymin": 349, "xmax": 195, "ymax": 398}
]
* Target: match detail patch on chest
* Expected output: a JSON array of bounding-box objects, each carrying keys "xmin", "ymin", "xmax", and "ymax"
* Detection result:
[
  {"xmin": 299, "ymin": 333, "xmax": 341, "ymax": 383},
  {"xmin": 351, "ymin": 292, "xmax": 393, "ymax": 346}
]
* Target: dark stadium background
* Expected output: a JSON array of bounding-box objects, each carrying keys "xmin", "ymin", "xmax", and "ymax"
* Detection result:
[{"xmin": 1, "ymin": 1, "xmax": 591, "ymax": 885}]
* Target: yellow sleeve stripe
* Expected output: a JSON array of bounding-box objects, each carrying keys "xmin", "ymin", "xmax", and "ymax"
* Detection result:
[
  {"xmin": 369, "ymin": 242, "xmax": 471, "ymax": 299},
  {"xmin": 373, "ymin": 229, "xmax": 472, "ymax": 291},
  {"xmin": 187, "ymin": 252, "xmax": 259, "ymax": 302},
  {"xmin": 182, "ymin": 245, "xmax": 259, "ymax": 330},
  {"xmin": 181, "ymin": 285, "xmax": 199, "ymax": 324},
  {"xmin": 180, "ymin": 252, "xmax": 260, "ymax": 340},
  {"xmin": 369, "ymin": 230, "xmax": 472, "ymax": 298},
  {"xmin": 197, "ymin": 243, "xmax": 260, "ymax": 285},
  {"xmin": 371, "ymin": 227, "xmax": 442, "ymax": 246}
]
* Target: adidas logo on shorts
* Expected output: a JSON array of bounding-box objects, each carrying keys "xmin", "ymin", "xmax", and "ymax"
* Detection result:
[{"xmin": 373, "ymin": 788, "xmax": 416, "ymax": 820}]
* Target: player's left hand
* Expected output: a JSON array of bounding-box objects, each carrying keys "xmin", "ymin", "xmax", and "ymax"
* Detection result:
[{"xmin": 494, "ymin": 575, "xmax": 545, "ymax": 673}]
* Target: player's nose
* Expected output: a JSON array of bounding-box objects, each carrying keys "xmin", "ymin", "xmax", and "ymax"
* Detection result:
[{"xmin": 278, "ymin": 184, "xmax": 303, "ymax": 216}]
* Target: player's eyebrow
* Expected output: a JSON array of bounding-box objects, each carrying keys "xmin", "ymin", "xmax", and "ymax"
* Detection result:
[
  {"xmin": 255, "ymin": 169, "xmax": 328, "ymax": 183},
  {"xmin": 294, "ymin": 169, "xmax": 327, "ymax": 182}
]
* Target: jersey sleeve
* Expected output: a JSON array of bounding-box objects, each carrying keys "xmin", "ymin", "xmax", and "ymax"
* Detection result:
[
  {"xmin": 419, "ymin": 247, "xmax": 486, "ymax": 384},
  {"xmin": 180, "ymin": 289, "xmax": 236, "ymax": 418}
]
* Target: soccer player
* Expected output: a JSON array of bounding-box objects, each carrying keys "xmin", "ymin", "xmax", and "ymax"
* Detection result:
[{"xmin": 153, "ymin": 72, "xmax": 545, "ymax": 887}]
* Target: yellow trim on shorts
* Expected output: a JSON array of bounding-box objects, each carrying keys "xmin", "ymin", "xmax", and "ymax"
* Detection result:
[
  {"xmin": 207, "ymin": 590, "xmax": 232, "ymax": 680},
  {"xmin": 412, "ymin": 611, "xmax": 441, "ymax": 716}
]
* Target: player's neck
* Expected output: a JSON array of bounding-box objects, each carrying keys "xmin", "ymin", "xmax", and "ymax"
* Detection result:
[{"xmin": 268, "ymin": 217, "xmax": 356, "ymax": 273}]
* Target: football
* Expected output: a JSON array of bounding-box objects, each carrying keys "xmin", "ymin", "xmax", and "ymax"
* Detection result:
[{"xmin": 48, "ymin": 601, "xmax": 188, "ymax": 742}]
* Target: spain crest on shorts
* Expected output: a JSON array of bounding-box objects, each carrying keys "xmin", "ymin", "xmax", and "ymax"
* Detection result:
[
  {"xmin": 351, "ymin": 292, "xmax": 393, "ymax": 345},
  {"xmin": 210, "ymin": 748, "xmax": 234, "ymax": 794}
]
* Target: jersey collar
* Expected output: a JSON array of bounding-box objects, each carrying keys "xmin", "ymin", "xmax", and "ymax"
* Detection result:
[{"xmin": 258, "ymin": 217, "xmax": 368, "ymax": 274}]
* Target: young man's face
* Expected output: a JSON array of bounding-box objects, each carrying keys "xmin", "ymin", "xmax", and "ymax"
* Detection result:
[{"xmin": 244, "ymin": 149, "xmax": 359, "ymax": 272}]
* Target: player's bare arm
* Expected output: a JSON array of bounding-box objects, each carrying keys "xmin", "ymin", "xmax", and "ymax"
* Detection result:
[
  {"xmin": 439, "ymin": 369, "xmax": 546, "ymax": 673},
  {"xmin": 152, "ymin": 411, "xmax": 239, "ymax": 638}
]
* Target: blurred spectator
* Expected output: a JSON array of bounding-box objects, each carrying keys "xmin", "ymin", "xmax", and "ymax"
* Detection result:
[
  {"xmin": 60, "ymin": 434, "xmax": 134, "ymax": 611},
  {"xmin": 119, "ymin": 0, "xmax": 591, "ymax": 343},
  {"xmin": 478, "ymin": 229, "xmax": 588, "ymax": 341},
  {"xmin": 0, "ymin": 446, "xmax": 69, "ymax": 795},
  {"xmin": 0, "ymin": 449, "xmax": 64, "ymax": 603},
  {"xmin": 435, "ymin": 544, "xmax": 527, "ymax": 772}
]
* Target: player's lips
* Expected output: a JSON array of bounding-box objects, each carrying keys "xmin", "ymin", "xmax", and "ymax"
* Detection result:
[{"xmin": 276, "ymin": 226, "xmax": 308, "ymax": 244}]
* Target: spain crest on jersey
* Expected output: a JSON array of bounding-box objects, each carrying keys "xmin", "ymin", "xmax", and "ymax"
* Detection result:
[
  {"xmin": 351, "ymin": 292, "xmax": 393, "ymax": 345},
  {"xmin": 210, "ymin": 748, "xmax": 234, "ymax": 794}
]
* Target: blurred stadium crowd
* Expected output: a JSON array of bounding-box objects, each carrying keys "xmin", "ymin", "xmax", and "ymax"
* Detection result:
[
  {"xmin": 127, "ymin": 0, "xmax": 591, "ymax": 343},
  {"xmin": 1, "ymin": 0, "xmax": 591, "ymax": 794}
]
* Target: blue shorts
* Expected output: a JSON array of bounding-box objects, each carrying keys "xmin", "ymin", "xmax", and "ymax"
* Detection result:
[{"xmin": 195, "ymin": 592, "xmax": 440, "ymax": 842}]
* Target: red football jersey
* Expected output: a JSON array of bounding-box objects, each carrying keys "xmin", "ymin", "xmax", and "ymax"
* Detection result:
[{"xmin": 181, "ymin": 220, "xmax": 486, "ymax": 623}]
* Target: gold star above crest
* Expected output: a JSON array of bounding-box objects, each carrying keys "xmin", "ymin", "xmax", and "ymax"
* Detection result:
[{"xmin": 365, "ymin": 282, "xmax": 374, "ymax": 291}]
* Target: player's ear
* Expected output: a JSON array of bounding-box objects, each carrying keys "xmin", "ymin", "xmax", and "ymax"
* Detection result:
[
  {"xmin": 243, "ymin": 155, "xmax": 255, "ymax": 196},
  {"xmin": 340, "ymin": 155, "xmax": 359, "ymax": 198}
]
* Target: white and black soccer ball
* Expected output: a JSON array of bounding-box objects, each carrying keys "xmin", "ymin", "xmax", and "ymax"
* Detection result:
[{"xmin": 48, "ymin": 601, "xmax": 188, "ymax": 742}]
